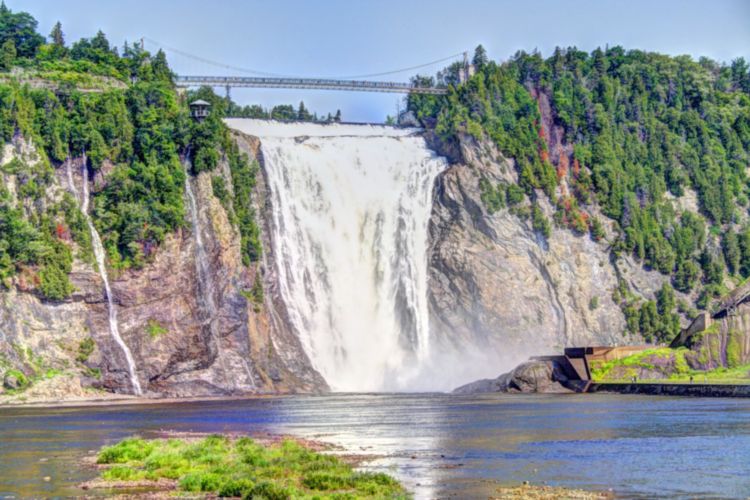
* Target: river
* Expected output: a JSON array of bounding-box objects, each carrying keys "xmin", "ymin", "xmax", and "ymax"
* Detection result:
[{"xmin": 1, "ymin": 393, "xmax": 748, "ymax": 498}]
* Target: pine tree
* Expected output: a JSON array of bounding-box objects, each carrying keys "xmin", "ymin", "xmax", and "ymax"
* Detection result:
[
  {"xmin": 151, "ymin": 49, "xmax": 172, "ymax": 82},
  {"xmin": 472, "ymin": 44, "xmax": 488, "ymax": 68},
  {"xmin": 297, "ymin": 101, "xmax": 312, "ymax": 121},
  {"xmin": 334, "ymin": 109, "xmax": 341, "ymax": 122},
  {"xmin": 49, "ymin": 21, "xmax": 64, "ymax": 47}
]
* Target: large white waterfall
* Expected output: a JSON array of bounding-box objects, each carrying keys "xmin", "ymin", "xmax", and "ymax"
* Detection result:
[
  {"xmin": 66, "ymin": 157, "xmax": 142, "ymax": 395},
  {"xmin": 226, "ymin": 119, "xmax": 447, "ymax": 391}
]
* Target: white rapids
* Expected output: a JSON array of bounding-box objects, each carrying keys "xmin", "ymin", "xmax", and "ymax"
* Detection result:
[{"xmin": 226, "ymin": 119, "xmax": 447, "ymax": 391}]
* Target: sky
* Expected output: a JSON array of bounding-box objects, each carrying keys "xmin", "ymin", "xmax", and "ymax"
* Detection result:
[{"xmin": 15, "ymin": 0, "xmax": 750, "ymax": 123}]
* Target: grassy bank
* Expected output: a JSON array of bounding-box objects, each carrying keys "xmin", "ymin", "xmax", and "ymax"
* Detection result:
[
  {"xmin": 590, "ymin": 347, "xmax": 750, "ymax": 384},
  {"xmin": 90, "ymin": 435, "xmax": 408, "ymax": 499}
]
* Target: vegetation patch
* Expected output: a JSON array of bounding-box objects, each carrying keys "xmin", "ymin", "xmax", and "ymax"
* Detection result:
[
  {"xmin": 591, "ymin": 346, "xmax": 750, "ymax": 384},
  {"xmin": 409, "ymin": 45, "xmax": 750, "ymax": 341},
  {"xmin": 91, "ymin": 435, "xmax": 408, "ymax": 498},
  {"xmin": 146, "ymin": 319, "xmax": 168, "ymax": 339}
]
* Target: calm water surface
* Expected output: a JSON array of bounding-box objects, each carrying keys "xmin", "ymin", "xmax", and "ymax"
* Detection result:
[{"xmin": 0, "ymin": 393, "xmax": 749, "ymax": 499}]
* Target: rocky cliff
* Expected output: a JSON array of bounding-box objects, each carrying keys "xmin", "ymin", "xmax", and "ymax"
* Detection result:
[
  {"xmin": 0, "ymin": 134, "xmax": 325, "ymax": 401},
  {"xmin": 426, "ymin": 133, "xmax": 663, "ymax": 378},
  {"xmin": 1, "ymin": 125, "xmax": 698, "ymax": 401}
]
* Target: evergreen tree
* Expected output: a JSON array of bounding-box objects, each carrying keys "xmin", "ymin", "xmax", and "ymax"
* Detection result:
[
  {"xmin": 0, "ymin": 38, "xmax": 14, "ymax": 69},
  {"xmin": 49, "ymin": 21, "xmax": 64, "ymax": 47},
  {"xmin": 472, "ymin": 44, "xmax": 488, "ymax": 68},
  {"xmin": 297, "ymin": 101, "xmax": 312, "ymax": 121},
  {"xmin": 334, "ymin": 109, "xmax": 342, "ymax": 122},
  {"xmin": 723, "ymin": 231, "xmax": 741, "ymax": 275},
  {"xmin": 151, "ymin": 49, "xmax": 172, "ymax": 83}
]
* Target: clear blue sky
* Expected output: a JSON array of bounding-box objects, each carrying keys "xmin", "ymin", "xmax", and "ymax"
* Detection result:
[{"xmin": 15, "ymin": 0, "xmax": 750, "ymax": 122}]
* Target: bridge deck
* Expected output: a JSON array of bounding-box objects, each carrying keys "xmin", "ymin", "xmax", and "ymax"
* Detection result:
[{"xmin": 175, "ymin": 75, "xmax": 447, "ymax": 95}]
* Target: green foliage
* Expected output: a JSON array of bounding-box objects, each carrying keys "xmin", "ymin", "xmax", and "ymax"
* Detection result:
[
  {"xmin": 726, "ymin": 330, "xmax": 743, "ymax": 369},
  {"xmin": 270, "ymin": 104, "xmax": 296, "ymax": 121},
  {"xmin": 531, "ymin": 203, "xmax": 551, "ymax": 239},
  {"xmin": 589, "ymin": 296, "xmax": 599, "ymax": 310},
  {"xmin": 589, "ymin": 216, "xmax": 605, "ymax": 241},
  {"xmin": 479, "ymin": 178, "xmax": 505, "ymax": 213},
  {"xmin": 98, "ymin": 437, "xmax": 156, "ymax": 464},
  {"xmin": 0, "ymin": 3, "xmax": 44, "ymax": 59},
  {"xmin": 590, "ymin": 347, "xmax": 691, "ymax": 381},
  {"xmin": 95, "ymin": 435, "xmax": 408, "ymax": 498},
  {"xmin": 211, "ymin": 175, "xmax": 230, "ymax": 210},
  {"xmin": 227, "ymin": 147, "xmax": 262, "ymax": 265},
  {"xmin": 146, "ymin": 319, "xmax": 168, "ymax": 339},
  {"xmin": 3, "ymin": 368, "xmax": 29, "ymax": 388},
  {"xmin": 411, "ymin": 45, "xmax": 750, "ymax": 318},
  {"xmin": 505, "ymin": 183, "xmax": 525, "ymax": 205}
]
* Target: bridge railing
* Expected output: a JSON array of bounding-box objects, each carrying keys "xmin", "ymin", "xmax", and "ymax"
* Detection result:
[{"xmin": 174, "ymin": 75, "xmax": 447, "ymax": 95}]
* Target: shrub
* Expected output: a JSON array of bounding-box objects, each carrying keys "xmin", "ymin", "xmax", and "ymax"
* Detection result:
[
  {"xmin": 76, "ymin": 337, "xmax": 95, "ymax": 363},
  {"xmin": 146, "ymin": 319, "xmax": 168, "ymax": 339}
]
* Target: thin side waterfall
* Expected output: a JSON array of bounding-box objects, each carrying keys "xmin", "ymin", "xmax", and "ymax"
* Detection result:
[
  {"xmin": 227, "ymin": 119, "xmax": 447, "ymax": 391},
  {"xmin": 66, "ymin": 156, "xmax": 142, "ymax": 395},
  {"xmin": 184, "ymin": 175, "xmax": 236, "ymax": 387}
]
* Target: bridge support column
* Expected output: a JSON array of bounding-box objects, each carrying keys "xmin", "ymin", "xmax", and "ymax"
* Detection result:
[{"xmin": 225, "ymin": 85, "xmax": 231, "ymax": 101}]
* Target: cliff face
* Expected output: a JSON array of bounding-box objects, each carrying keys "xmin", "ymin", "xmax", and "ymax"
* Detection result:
[
  {"xmin": 0, "ymin": 136, "xmax": 325, "ymax": 401},
  {"xmin": 426, "ymin": 133, "xmax": 648, "ymax": 375}
]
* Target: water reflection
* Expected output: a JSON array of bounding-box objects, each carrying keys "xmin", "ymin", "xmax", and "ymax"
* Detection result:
[{"xmin": 1, "ymin": 393, "xmax": 749, "ymax": 498}]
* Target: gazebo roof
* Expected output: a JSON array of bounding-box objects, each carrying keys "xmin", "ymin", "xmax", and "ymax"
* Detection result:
[{"xmin": 190, "ymin": 99, "xmax": 211, "ymax": 106}]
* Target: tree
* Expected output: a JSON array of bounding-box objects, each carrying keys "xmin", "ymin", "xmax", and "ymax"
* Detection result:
[
  {"xmin": 0, "ymin": 3, "xmax": 44, "ymax": 58},
  {"xmin": 49, "ymin": 21, "xmax": 64, "ymax": 47},
  {"xmin": 334, "ymin": 109, "xmax": 342, "ymax": 122},
  {"xmin": 730, "ymin": 57, "xmax": 750, "ymax": 93},
  {"xmin": 0, "ymin": 37, "xmax": 14, "ymax": 69},
  {"xmin": 297, "ymin": 101, "xmax": 312, "ymax": 121},
  {"xmin": 472, "ymin": 44, "xmax": 488, "ymax": 68},
  {"xmin": 656, "ymin": 282, "xmax": 675, "ymax": 316},
  {"xmin": 151, "ymin": 49, "xmax": 172, "ymax": 83},
  {"xmin": 723, "ymin": 231, "xmax": 741, "ymax": 275},
  {"xmin": 268, "ymin": 104, "xmax": 294, "ymax": 121},
  {"xmin": 91, "ymin": 30, "xmax": 110, "ymax": 52}
]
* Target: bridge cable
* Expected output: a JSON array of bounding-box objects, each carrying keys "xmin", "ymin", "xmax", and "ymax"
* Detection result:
[
  {"xmin": 143, "ymin": 37, "xmax": 291, "ymax": 77},
  {"xmin": 144, "ymin": 36, "xmax": 463, "ymax": 80}
]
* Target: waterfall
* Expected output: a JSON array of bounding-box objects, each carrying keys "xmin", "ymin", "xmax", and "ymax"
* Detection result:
[
  {"xmin": 227, "ymin": 119, "xmax": 447, "ymax": 391},
  {"xmin": 66, "ymin": 157, "xmax": 142, "ymax": 395}
]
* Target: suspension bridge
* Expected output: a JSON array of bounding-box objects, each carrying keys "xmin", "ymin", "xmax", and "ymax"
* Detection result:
[
  {"xmin": 174, "ymin": 75, "xmax": 448, "ymax": 95},
  {"xmin": 145, "ymin": 38, "xmax": 469, "ymax": 96}
]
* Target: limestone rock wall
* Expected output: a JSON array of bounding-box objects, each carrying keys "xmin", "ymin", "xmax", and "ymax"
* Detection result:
[{"xmin": 426, "ymin": 133, "xmax": 640, "ymax": 378}]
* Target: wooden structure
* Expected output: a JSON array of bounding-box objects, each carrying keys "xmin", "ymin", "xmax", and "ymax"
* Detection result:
[{"xmin": 189, "ymin": 99, "xmax": 211, "ymax": 121}]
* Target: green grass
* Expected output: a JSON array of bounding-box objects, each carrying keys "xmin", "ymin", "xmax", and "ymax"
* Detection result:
[
  {"xmin": 95, "ymin": 435, "xmax": 409, "ymax": 498},
  {"xmin": 591, "ymin": 347, "xmax": 750, "ymax": 384},
  {"xmin": 146, "ymin": 320, "xmax": 168, "ymax": 339}
]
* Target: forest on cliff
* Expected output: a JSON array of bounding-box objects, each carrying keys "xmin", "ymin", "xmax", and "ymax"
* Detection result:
[
  {"xmin": 409, "ymin": 45, "xmax": 750, "ymax": 342},
  {"xmin": 0, "ymin": 3, "xmax": 263, "ymax": 301}
]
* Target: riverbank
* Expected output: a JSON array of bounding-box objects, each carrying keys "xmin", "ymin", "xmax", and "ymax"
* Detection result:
[
  {"xmin": 588, "ymin": 382, "xmax": 750, "ymax": 397},
  {"xmin": 0, "ymin": 391, "xmax": 283, "ymax": 409}
]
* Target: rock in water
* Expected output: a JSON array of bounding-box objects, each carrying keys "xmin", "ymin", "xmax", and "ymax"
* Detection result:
[{"xmin": 452, "ymin": 359, "xmax": 572, "ymax": 394}]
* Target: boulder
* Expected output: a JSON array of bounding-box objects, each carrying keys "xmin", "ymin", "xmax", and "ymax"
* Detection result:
[
  {"xmin": 453, "ymin": 359, "xmax": 572, "ymax": 394},
  {"xmin": 3, "ymin": 370, "xmax": 29, "ymax": 391}
]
